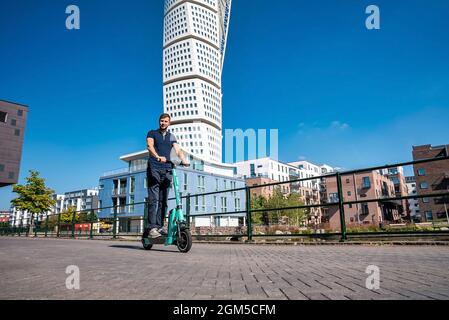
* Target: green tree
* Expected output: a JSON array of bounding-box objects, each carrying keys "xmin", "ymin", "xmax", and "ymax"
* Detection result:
[
  {"xmin": 60, "ymin": 206, "xmax": 77, "ymax": 224},
  {"xmin": 283, "ymin": 192, "xmax": 307, "ymax": 226},
  {"xmin": 11, "ymin": 170, "xmax": 56, "ymax": 236},
  {"xmin": 250, "ymin": 189, "xmax": 307, "ymax": 227},
  {"xmin": 251, "ymin": 194, "xmax": 268, "ymax": 225}
]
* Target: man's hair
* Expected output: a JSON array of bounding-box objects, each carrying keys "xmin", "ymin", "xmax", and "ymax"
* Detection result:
[{"xmin": 159, "ymin": 113, "xmax": 171, "ymax": 121}]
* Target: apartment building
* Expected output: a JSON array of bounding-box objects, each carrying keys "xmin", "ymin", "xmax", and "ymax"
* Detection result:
[
  {"xmin": 325, "ymin": 170, "xmax": 400, "ymax": 230},
  {"xmin": 406, "ymin": 176, "xmax": 420, "ymax": 221},
  {"xmin": 412, "ymin": 144, "xmax": 449, "ymax": 221},
  {"xmin": 379, "ymin": 166, "xmax": 409, "ymax": 220},
  {"xmin": 235, "ymin": 158, "xmax": 335, "ymax": 225},
  {"xmin": 0, "ymin": 100, "xmax": 28, "ymax": 187}
]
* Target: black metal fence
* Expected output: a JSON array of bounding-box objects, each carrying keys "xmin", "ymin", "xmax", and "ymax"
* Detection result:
[{"xmin": 1, "ymin": 156, "xmax": 449, "ymax": 242}]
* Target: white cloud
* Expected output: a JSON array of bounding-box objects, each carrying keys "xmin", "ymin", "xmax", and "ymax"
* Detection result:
[{"xmin": 331, "ymin": 121, "xmax": 350, "ymax": 130}]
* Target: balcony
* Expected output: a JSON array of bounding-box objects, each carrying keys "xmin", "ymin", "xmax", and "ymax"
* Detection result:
[
  {"xmin": 102, "ymin": 168, "xmax": 129, "ymax": 178},
  {"xmin": 112, "ymin": 188, "xmax": 127, "ymax": 196}
]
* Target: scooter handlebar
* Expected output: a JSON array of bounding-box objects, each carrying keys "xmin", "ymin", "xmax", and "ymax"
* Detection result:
[{"xmin": 167, "ymin": 160, "xmax": 190, "ymax": 168}]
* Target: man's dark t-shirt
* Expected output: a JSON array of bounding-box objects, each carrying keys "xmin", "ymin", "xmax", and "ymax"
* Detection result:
[{"xmin": 147, "ymin": 130, "xmax": 178, "ymax": 170}]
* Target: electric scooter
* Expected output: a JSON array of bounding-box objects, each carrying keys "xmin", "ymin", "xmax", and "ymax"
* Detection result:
[{"xmin": 141, "ymin": 148, "xmax": 192, "ymax": 253}]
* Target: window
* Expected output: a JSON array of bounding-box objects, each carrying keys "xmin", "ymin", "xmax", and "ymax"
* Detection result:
[
  {"xmin": 329, "ymin": 193, "xmax": 339, "ymax": 203},
  {"xmin": 129, "ymin": 177, "xmax": 135, "ymax": 194},
  {"xmin": 183, "ymin": 173, "xmax": 188, "ymax": 191},
  {"xmin": 235, "ymin": 198, "xmax": 241, "ymax": 211},
  {"xmin": 0, "ymin": 164, "xmax": 4, "ymax": 172},
  {"xmin": 18, "ymin": 109, "xmax": 23, "ymax": 116},
  {"xmin": 425, "ymin": 211, "xmax": 433, "ymax": 221},
  {"xmin": 197, "ymin": 175, "xmax": 205, "ymax": 193},
  {"xmin": 423, "ymin": 197, "xmax": 430, "ymax": 203},
  {"xmin": 14, "ymin": 129, "xmax": 20, "ymax": 136},
  {"xmin": 0, "ymin": 111, "xmax": 7, "ymax": 123},
  {"xmin": 214, "ymin": 216, "xmax": 220, "ymax": 227},
  {"xmin": 417, "ymin": 168, "xmax": 426, "ymax": 176},
  {"xmin": 8, "ymin": 172, "xmax": 14, "ymax": 179},
  {"xmin": 195, "ymin": 196, "xmax": 199, "ymax": 211},
  {"xmin": 420, "ymin": 182, "xmax": 429, "ymax": 189},
  {"xmin": 361, "ymin": 203, "xmax": 369, "ymax": 215},
  {"xmin": 11, "ymin": 119, "xmax": 16, "ymax": 126},
  {"xmin": 250, "ymin": 164, "xmax": 255, "ymax": 177},
  {"xmin": 129, "ymin": 195, "xmax": 135, "ymax": 213},
  {"xmin": 193, "ymin": 195, "xmax": 205, "ymax": 212},
  {"xmin": 213, "ymin": 196, "xmax": 217, "ymax": 212},
  {"xmin": 346, "ymin": 178, "xmax": 350, "ymax": 184},
  {"xmin": 221, "ymin": 197, "xmax": 227, "ymax": 212},
  {"xmin": 347, "ymin": 191, "xmax": 352, "ymax": 196},
  {"xmin": 362, "ymin": 177, "xmax": 371, "ymax": 188}
]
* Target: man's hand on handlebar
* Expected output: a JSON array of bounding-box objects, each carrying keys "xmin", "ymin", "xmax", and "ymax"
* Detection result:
[
  {"xmin": 181, "ymin": 160, "xmax": 190, "ymax": 167},
  {"xmin": 159, "ymin": 156, "xmax": 167, "ymax": 163}
]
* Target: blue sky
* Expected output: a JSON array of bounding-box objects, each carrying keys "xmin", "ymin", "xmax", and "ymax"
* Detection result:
[{"xmin": 1, "ymin": 0, "xmax": 449, "ymax": 209}]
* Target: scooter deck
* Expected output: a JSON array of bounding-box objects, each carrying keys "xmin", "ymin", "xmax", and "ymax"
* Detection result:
[
  {"xmin": 147, "ymin": 236, "xmax": 168, "ymax": 245},
  {"xmin": 143, "ymin": 235, "xmax": 176, "ymax": 246}
]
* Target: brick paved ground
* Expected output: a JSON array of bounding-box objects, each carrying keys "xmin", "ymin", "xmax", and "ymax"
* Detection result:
[{"xmin": 1, "ymin": 237, "xmax": 449, "ymax": 300}]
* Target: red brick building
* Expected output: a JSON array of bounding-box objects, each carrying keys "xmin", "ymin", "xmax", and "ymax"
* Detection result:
[
  {"xmin": 324, "ymin": 171, "xmax": 401, "ymax": 230},
  {"xmin": 412, "ymin": 144, "xmax": 449, "ymax": 222}
]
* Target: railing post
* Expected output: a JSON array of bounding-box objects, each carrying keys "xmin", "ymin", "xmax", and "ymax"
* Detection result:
[
  {"xmin": 18, "ymin": 218, "xmax": 22, "ymax": 237},
  {"xmin": 71, "ymin": 211, "xmax": 76, "ymax": 239},
  {"xmin": 56, "ymin": 213, "xmax": 61, "ymax": 238},
  {"xmin": 336, "ymin": 172, "xmax": 347, "ymax": 241},
  {"xmin": 113, "ymin": 206, "xmax": 118, "ymax": 239},
  {"xmin": 246, "ymin": 187, "xmax": 253, "ymax": 242},
  {"xmin": 45, "ymin": 213, "xmax": 49, "ymax": 238},
  {"xmin": 186, "ymin": 193, "xmax": 191, "ymax": 229},
  {"xmin": 90, "ymin": 210, "xmax": 94, "ymax": 240}
]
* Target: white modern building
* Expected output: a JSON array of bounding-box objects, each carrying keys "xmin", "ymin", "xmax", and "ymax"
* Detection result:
[
  {"xmin": 288, "ymin": 161, "xmax": 323, "ymax": 192},
  {"xmin": 163, "ymin": 0, "xmax": 232, "ymax": 163},
  {"xmin": 63, "ymin": 189, "xmax": 99, "ymax": 212},
  {"xmin": 9, "ymin": 191, "xmax": 98, "ymax": 227},
  {"xmin": 234, "ymin": 157, "xmax": 298, "ymax": 183},
  {"xmin": 52, "ymin": 194, "xmax": 65, "ymax": 215},
  {"xmin": 320, "ymin": 164, "xmax": 335, "ymax": 175},
  {"xmin": 406, "ymin": 176, "xmax": 420, "ymax": 221}
]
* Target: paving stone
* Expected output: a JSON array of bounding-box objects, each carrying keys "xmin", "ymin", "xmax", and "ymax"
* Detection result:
[{"xmin": 0, "ymin": 237, "xmax": 448, "ymax": 300}]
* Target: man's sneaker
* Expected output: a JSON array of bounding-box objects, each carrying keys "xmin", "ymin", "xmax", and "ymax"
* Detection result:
[
  {"xmin": 149, "ymin": 228, "xmax": 161, "ymax": 238},
  {"xmin": 158, "ymin": 227, "xmax": 168, "ymax": 236}
]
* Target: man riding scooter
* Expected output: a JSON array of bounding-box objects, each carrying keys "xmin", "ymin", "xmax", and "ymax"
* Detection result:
[{"xmin": 146, "ymin": 113, "xmax": 189, "ymax": 239}]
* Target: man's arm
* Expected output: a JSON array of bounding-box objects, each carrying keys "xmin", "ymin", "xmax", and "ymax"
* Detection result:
[
  {"xmin": 173, "ymin": 143, "xmax": 188, "ymax": 165},
  {"xmin": 147, "ymin": 138, "xmax": 164, "ymax": 162}
]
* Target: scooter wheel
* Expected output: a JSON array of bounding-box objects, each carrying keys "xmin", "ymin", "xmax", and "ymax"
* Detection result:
[
  {"xmin": 142, "ymin": 237, "xmax": 153, "ymax": 251},
  {"xmin": 177, "ymin": 229, "xmax": 192, "ymax": 253}
]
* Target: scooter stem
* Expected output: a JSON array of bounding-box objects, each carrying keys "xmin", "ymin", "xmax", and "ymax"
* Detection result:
[{"xmin": 172, "ymin": 167, "xmax": 181, "ymax": 209}]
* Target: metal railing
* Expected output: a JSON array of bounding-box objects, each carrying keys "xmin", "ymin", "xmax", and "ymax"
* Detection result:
[{"xmin": 1, "ymin": 156, "xmax": 449, "ymax": 242}]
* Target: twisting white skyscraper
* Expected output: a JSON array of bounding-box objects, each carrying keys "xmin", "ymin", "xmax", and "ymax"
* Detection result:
[{"xmin": 163, "ymin": 0, "xmax": 232, "ymax": 163}]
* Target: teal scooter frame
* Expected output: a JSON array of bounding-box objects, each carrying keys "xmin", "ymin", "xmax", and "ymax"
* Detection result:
[{"xmin": 141, "ymin": 159, "xmax": 192, "ymax": 253}]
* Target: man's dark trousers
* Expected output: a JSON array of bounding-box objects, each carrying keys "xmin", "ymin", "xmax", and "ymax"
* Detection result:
[{"xmin": 147, "ymin": 166, "xmax": 173, "ymax": 230}]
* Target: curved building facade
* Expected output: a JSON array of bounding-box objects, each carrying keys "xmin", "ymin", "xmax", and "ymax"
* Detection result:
[{"xmin": 163, "ymin": 0, "xmax": 232, "ymax": 163}]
